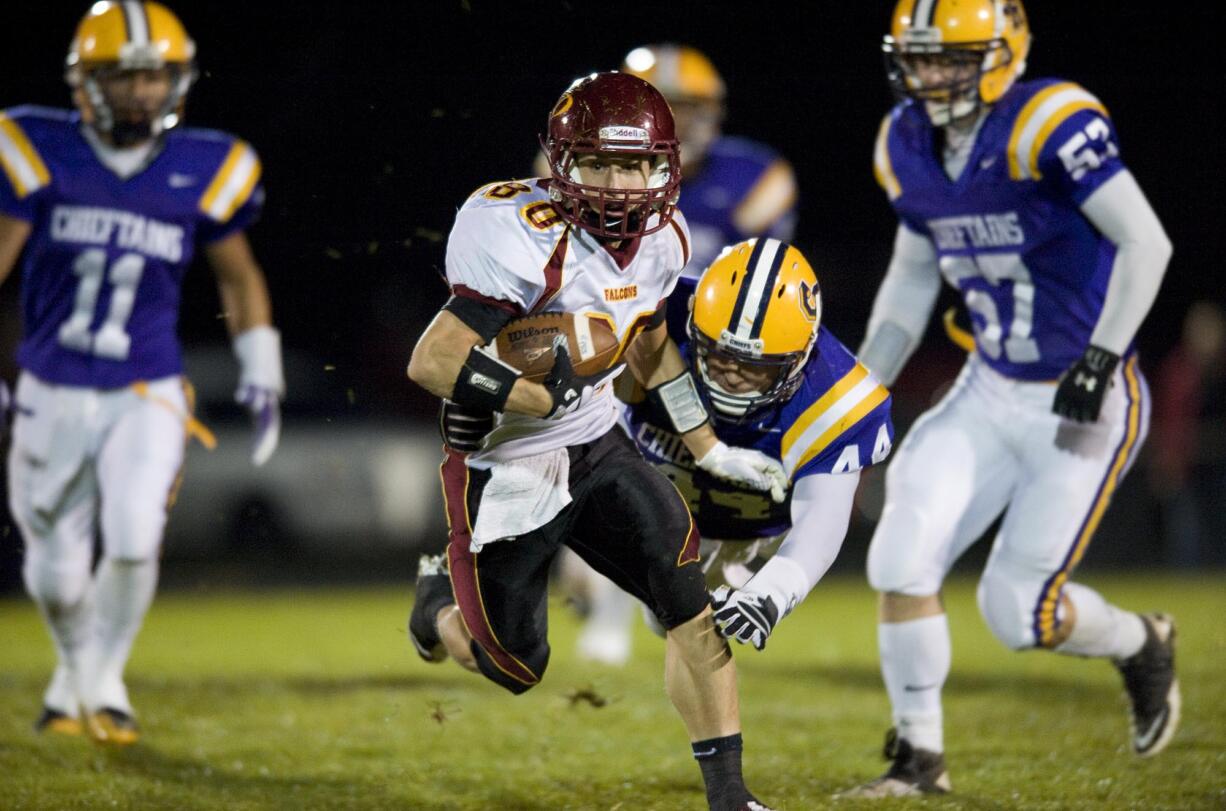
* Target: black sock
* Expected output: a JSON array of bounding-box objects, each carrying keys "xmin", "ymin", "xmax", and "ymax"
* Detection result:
[{"xmin": 692, "ymin": 733, "xmax": 752, "ymax": 810}]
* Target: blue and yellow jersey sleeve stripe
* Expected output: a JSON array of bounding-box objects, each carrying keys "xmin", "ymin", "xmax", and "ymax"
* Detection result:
[
  {"xmin": 1007, "ymin": 82, "xmax": 1109, "ymax": 181},
  {"xmin": 781, "ymin": 363, "xmax": 890, "ymax": 479},
  {"xmin": 731, "ymin": 158, "xmax": 798, "ymax": 234},
  {"xmin": 873, "ymin": 112, "xmax": 901, "ymax": 201},
  {"xmin": 199, "ymin": 140, "xmax": 262, "ymax": 223},
  {"xmin": 0, "ymin": 113, "xmax": 51, "ymax": 199}
]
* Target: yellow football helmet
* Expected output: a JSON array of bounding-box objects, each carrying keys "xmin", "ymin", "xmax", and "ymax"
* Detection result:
[
  {"xmin": 621, "ymin": 44, "xmax": 725, "ymax": 169},
  {"xmin": 883, "ymin": 0, "xmax": 1031, "ymax": 125},
  {"xmin": 689, "ymin": 238, "xmax": 822, "ymax": 421},
  {"xmin": 621, "ymin": 44, "xmax": 726, "ymax": 103},
  {"xmin": 65, "ymin": 1, "xmax": 197, "ymax": 145}
]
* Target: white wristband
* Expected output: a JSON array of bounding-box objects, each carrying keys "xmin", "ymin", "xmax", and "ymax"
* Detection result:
[
  {"xmin": 650, "ymin": 372, "xmax": 709, "ymax": 434},
  {"xmin": 234, "ymin": 325, "xmax": 285, "ymax": 395}
]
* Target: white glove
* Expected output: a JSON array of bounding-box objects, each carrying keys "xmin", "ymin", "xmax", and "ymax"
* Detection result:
[
  {"xmin": 711, "ymin": 585, "xmax": 780, "ymax": 651},
  {"xmin": 234, "ymin": 326, "xmax": 284, "ymax": 466},
  {"xmin": 695, "ymin": 441, "xmax": 787, "ymax": 503}
]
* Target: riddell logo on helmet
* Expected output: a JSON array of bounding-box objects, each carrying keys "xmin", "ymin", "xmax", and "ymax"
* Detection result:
[{"xmin": 600, "ymin": 126, "xmax": 649, "ymax": 143}]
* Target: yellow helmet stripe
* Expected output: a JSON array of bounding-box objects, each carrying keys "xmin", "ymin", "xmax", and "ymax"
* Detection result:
[
  {"xmin": 781, "ymin": 363, "xmax": 867, "ymax": 463},
  {"xmin": 873, "ymin": 113, "xmax": 902, "ymax": 200},
  {"xmin": 783, "ymin": 370, "xmax": 888, "ymax": 477},
  {"xmin": 1008, "ymin": 82, "xmax": 1108, "ymax": 180},
  {"xmin": 199, "ymin": 142, "xmax": 261, "ymax": 222},
  {"xmin": 0, "ymin": 115, "xmax": 51, "ymax": 199}
]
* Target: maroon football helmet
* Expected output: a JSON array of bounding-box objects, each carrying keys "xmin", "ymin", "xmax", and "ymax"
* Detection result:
[{"xmin": 542, "ymin": 72, "xmax": 681, "ymax": 239}]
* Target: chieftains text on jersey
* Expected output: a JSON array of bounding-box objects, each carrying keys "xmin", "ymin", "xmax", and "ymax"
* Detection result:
[
  {"xmin": 927, "ymin": 212, "xmax": 1024, "ymax": 251},
  {"xmin": 51, "ymin": 205, "xmax": 185, "ymax": 263}
]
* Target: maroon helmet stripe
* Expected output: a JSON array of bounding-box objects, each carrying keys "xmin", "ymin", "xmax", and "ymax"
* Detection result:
[
  {"xmin": 440, "ymin": 450, "xmax": 541, "ymax": 687},
  {"xmin": 530, "ymin": 228, "xmax": 570, "ymax": 313}
]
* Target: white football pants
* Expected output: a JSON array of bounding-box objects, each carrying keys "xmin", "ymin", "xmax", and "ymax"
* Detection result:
[
  {"xmin": 867, "ymin": 353, "xmax": 1149, "ymax": 649},
  {"xmin": 8, "ymin": 372, "xmax": 188, "ymax": 711}
]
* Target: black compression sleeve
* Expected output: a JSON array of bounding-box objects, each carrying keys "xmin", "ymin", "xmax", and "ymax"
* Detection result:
[{"xmin": 443, "ymin": 294, "xmax": 517, "ymax": 344}]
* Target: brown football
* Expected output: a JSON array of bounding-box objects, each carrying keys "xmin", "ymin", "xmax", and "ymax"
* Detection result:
[{"xmin": 489, "ymin": 312, "xmax": 620, "ymax": 382}]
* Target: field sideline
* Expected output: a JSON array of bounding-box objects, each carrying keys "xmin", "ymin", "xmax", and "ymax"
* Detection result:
[{"xmin": 0, "ymin": 573, "xmax": 1222, "ymax": 810}]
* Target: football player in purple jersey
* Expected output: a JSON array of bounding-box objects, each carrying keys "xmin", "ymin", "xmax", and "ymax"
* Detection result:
[
  {"xmin": 0, "ymin": 2, "xmax": 283, "ymax": 745},
  {"xmin": 841, "ymin": 0, "xmax": 1177, "ymax": 797}
]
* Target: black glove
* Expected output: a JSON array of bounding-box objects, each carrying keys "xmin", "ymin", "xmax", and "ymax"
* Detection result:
[
  {"xmin": 1053, "ymin": 345, "xmax": 1119, "ymax": 423},
  {"xmin": 439, "ymin": 400, "xmax": 494, "ymax": 453},
  {"xmin": 541, "ymin": 337, "xmax": 618, "ymax": 420}
]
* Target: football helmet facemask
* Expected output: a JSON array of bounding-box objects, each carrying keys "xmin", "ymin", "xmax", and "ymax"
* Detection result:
[
  {"xmin": 883, "ymin": 0, "xmax": 1030, "ymax": 126},
  {"xmin": 66, "ymin": 1, "xmax": 197, "ymax": 147},
  {"xmin": 542, "ymin": 71, "xmax": 681, "ymax": 240},
  {"xmin": 689, "ymin": 239, "xmax": 822, "ymax": 422}
]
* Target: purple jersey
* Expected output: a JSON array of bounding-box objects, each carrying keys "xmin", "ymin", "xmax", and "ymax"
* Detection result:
[
  {"xmin": 624, "ymin": 326, "xmax": 893, "ymax": 540},
  {"xmin": 0, "ymin": 106, "xmax": 263, "ymax": 388},
  {"xmin": 873, "ymin": 79, "xmax": 1128, "ymax": 381}
]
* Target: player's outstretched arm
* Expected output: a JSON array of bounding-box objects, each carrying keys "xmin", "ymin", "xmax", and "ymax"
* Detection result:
[
  {"xmin": 206, "ymin": 232, "xmax": 285, "ymax": 465},
  {"xmin": 625, "ymin": 322, "xmax": 788, "ymax": 502},
  {"xmin": 1053, "ymin": 171, "xmax": 1173, "ymax": 423},
  {"xmin": 712, "ymin": 471, "xmax": 860, "ymax": 649},
  {"xmin": 0, "ymin": 214, "xmax": 32, "ymax": 290},
  {"xmin": 858, "ymin": 224, "xmax": 942, "ymax": 387}
]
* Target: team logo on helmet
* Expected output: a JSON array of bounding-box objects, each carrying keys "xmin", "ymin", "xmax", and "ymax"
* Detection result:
[
  {"xmin": 798, "ymin": 279, "xmax": 819, "ymax": 322},
  {"xmin": 551, "ymin": 93, "xmax": 574, "ymax": 118}
]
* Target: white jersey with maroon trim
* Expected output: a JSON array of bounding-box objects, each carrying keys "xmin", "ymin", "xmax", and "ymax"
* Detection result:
[{"xmin": 445, "ymin": 178, "xmax": 691, "ymax": 466}]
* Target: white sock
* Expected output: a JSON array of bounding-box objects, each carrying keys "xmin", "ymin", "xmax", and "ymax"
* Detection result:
[
  {"xmin": 43, "ymin": 663, "xmax": 81, "ymax": 717},
  {"xmin": 87, "ymin": 557, "xmax": 159, "ymax": 713},
  {"xmin": 23, "ymin": 550, "xmax": 93, "ymax": 713},
  {"xmin": 1054, "ymin": 582, "xmax": 1146, "ymax": 659},
  {"xmin": 576, "ymin": 574, "xmax": 635, "ymax": 665},
  {"xmin": 879, "ymin": 613, "xmax": 950, "ymax": 754}
]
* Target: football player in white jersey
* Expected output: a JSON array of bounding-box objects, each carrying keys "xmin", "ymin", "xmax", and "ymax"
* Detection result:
[
  {"xmin": 407, "ymin": 72, "xmax": 783, "ymax": 811},
  {"xmin": 0, "ymin": 2, "xmax": 283, "ymax": 745},
  {"xmin": 841, "ymin": 0, "xmax": 1177, "ymax": 797}
]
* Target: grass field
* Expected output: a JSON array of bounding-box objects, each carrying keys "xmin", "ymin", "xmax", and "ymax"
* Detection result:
[{"xmin": 0, "ymin": 573, "xmax": 1222, "ymax": 810}]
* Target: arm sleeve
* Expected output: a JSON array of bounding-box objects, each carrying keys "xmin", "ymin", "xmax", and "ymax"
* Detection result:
[
  {"xmin": 857, "ymin": 224, "xmax": 942, "ymax": 386},
  {"xmin": 1080, "ymin": 170, "xmax": 1173, "ymax": 354},
  {"xmin": 738, "ymin": 471, "xmax": 862, "ymax": 615}
]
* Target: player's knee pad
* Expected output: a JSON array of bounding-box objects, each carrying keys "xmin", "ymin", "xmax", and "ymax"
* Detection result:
[
  {"xmin": 100, "ymin": 495, "xmax": 167, "ymax": 562},
  {"xmin": 866, "ymin": 501, "xmax": 942, "ymax": 595},
  {"xmin": 21, "ymin": 544, "xmax": 91, "ymax": 613},
  {"xmin": 472, "ymin": 638, "xmax": 550, "ymax": 696},
  {"xmin": 976, "ymin": 567, "xmax": 1040, "ymax": 651}
]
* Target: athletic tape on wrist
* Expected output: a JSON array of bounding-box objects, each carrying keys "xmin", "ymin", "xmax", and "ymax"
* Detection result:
[
  {"xmin": 451, "ymin": 346, "xmax": 521, "ymax": 411},
  {"xmin": 647, "ymin": 371, "xmax": 709, "ymax": 434}
]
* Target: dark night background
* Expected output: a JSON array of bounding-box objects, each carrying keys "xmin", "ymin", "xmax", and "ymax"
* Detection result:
[{"xmin": 0, "ymin": 2, "xmax": 1222, "ymax": 590}]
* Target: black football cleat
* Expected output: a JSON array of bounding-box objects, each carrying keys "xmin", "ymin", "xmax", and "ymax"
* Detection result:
[
  {"xmin": 409, "ymin": 553, "xmax": 455, "ymax": 663},
  {"xmin": 85, "ymin": 707, "xmax": 140, "ymax": 746},
  {"xmin": 34, "ymin": 706, "xmax": 82, "ymax": 737},
  {"xmin": 1114, "ymin": 612, "xmax": 1180, "ymax": 757},
  {"xmin": 834, "ymin": 728, "xmax": 951, "ymax": 798}
]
